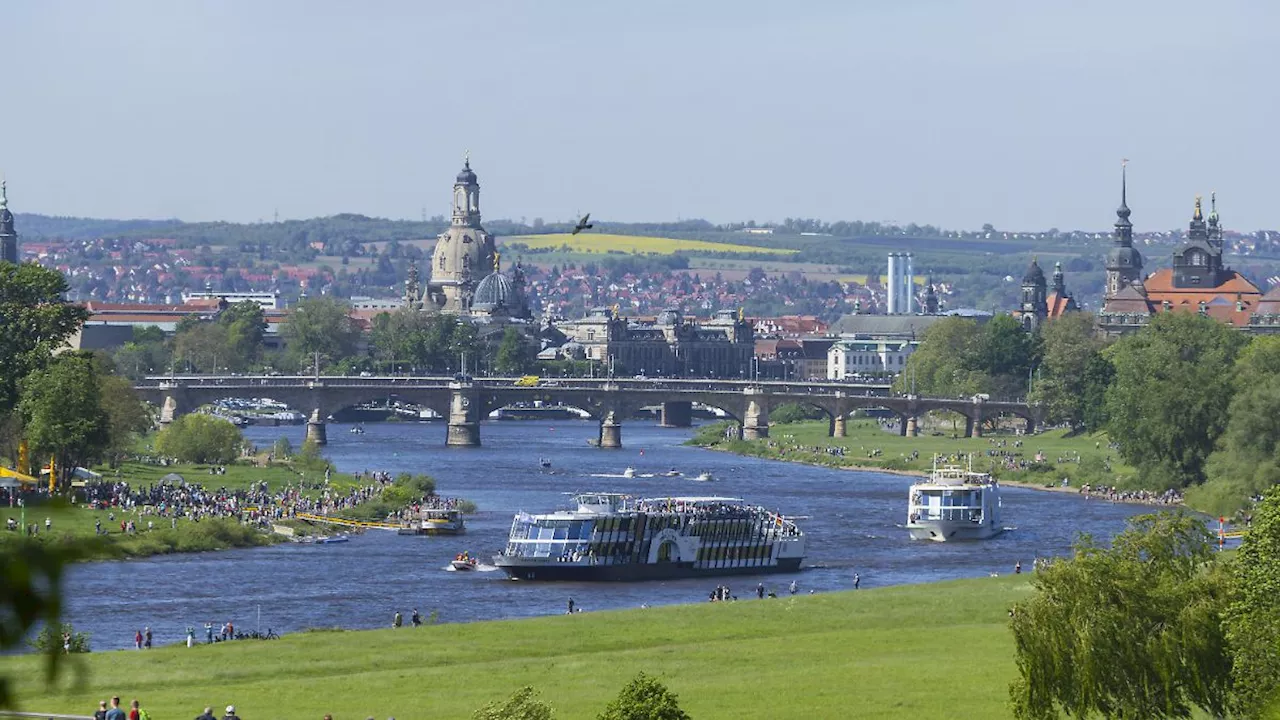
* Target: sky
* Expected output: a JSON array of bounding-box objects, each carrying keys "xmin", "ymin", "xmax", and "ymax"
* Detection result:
[{"xmin": 5, "ymin": 0, "xmax": 1278, "ymax": 231}]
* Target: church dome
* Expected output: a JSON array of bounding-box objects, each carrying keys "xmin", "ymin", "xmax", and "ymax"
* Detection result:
[
  {"xmin": 1107, "ymin": 245, "xmax": 1144, "ymax": 269},
  {"xmin": 456, "ymin": 161, "xmax": 477, "ymax": 185},
  {"xmin": 473, "ymin": 271, "xmax": 516, "ymax": 311},
  {"xmin": 1022, "ymin": 259, "xmax": 1046, "ymax": 285}
]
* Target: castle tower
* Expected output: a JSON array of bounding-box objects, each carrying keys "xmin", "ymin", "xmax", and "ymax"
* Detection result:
[
  {"xmin": 404, "ymin": 260, "xmax": 421, "ymax": 309},
  {"xmin": 0, "ymin": 180, "xmax": 17, "ymax": 265},
  {"xmin": 1104, "ymin": 160, "xmax": 1144, "ymax": 297},
  {"xmin": 426, "ymin": 155, "xmax": 497, "ymax": 314},
  {"xmin": 1020, "ymin": 257, "xmax": 1048, "ymax": 331},
  {"xmin": 1052, "ymin": 261, "xmax": 1066, "ymax": 296},
  {"xmin": 923, "ymin": 276, "xmax": 939, "ymax": 315}
]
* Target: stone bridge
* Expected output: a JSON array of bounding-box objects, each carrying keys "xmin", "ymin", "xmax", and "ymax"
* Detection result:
[{"xmin": 134, "ymin": 375, "xmax": 1039, "ymax": 448}]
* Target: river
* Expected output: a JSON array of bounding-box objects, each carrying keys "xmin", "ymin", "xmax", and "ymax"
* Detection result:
[{"xmin": 64, "ymin": 420, "xmax": 1153, "ymax": 650}]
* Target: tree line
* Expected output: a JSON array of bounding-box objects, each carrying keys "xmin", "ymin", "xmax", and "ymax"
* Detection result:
[{"xmin": 901, "ymin": 310, "xmax": 1280, "ymax": 514}]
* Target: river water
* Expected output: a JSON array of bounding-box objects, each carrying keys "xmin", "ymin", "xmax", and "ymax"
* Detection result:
[{"xmin": 64, "ymin": 420, "xmax": 1152, "ymax": 650}]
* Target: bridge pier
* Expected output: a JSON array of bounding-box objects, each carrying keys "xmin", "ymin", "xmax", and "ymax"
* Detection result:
[
  {"xmin": 305, "ymin": 409, "xmax": 328, "ymax": 446},
  {"xmin": 446, "ymin": 386, "xmax": 481, "ymax": 447},
  {"xmin": 598, "ymin": 411, "xmax": 623, "ymax": 448},
  {"xmin": 659, "ymin": 401, "xmax": 693, "ymax": 428},
  {"xmin": 159, "ymin": 395, "xmax": 181, "ymax": 427},
  {"xmin": 742, "ymin": 395, "xmax": 769, "ymax": 440},
  {"xmin": 906, "ymin": 415, "xmax": 918, "ymax": 437},
  {"xmin": 965, "ymin": 415, "xmax": 983, "ymax": 438},
  {"xmin": 1024, "ymin": 417, "xmax": 1036, "ymax": 435},
  {"xmin": 831, "ymin": 414, "xmax": 846, "ymax": 438}
]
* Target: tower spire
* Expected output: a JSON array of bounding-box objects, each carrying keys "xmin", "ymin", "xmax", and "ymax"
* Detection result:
[{"xmin": 0, "ymin": 178, "xmax": 7, "ymax": 211}]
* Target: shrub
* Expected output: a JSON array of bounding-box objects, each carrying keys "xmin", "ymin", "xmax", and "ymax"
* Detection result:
[
  {"xmin": 473, "ymin": 686, "xmax": 553, "ymax": 720},
  {"xmin": 155, "ymin": 414, "xmax": 243, "ymax": 464},
  {"xmin": 29, "ymin": 622, "xmax": 91, "ymax": 654},
  {"xmin": 598, "ymin": 672, "xmax": 690, "ymax": 720}
]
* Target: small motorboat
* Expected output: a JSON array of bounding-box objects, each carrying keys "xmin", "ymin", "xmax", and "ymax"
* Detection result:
[
  {"xmin": 693, "ymin": 472, "xmax": 715, "ymax": 482},
  {"xmin": 349, "ymin": 425, "xmax": 365, "ymax": 435},
  {"xmin": 623, "ymin": 467, "xmax": 636, "ymax": 478},
  {"xmin": 317, "ymin": 534, "xmax": 350, "ymax": 544},
  {"xmin": 451, "ymin": 552, "xmax": 479, "ymax": 571},
  {"xmin": 661, "ymin": 469, "xmax": 682, "ymax": 477},
  {"xmin": 539, "ymin": 458, "xmax": 552, "ymax": 468}
]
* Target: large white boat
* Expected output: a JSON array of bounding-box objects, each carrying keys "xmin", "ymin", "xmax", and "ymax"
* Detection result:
[
  {"xmin": 397, "ymin": 508, "xmax": 466, "ymax": 536},
  {"xmin": 906, "ymin": 458, "xmax": 1003, "ymax": 542},
  {"xmin": 493, "ymin": 493, "xmax": 806, "ymax": 581}
]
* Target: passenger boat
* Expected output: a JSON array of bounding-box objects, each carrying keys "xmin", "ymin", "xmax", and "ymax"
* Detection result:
[
  {"xmin": 622, "ymin": 467, "xmax": 636, "ymax": 478},
  {"xmin": 398, "ymin": 508, "xmax": 466, "ymax": 536},
  {"xmin": 906, "ymin": 457, "xmax": 1003, "ymax": 542},
  {"xmin": 693, "ymin": 472, "xmax": 715, "ymax": 482},
  {"xmin": 493, "ymin": 493, "xmax": 806, "ymax": 581},
  {"xmin": 451, "ymin": 551, "xmax": 479, "ymax": 571}
]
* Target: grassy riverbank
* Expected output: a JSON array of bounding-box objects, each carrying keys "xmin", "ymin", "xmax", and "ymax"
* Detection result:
[
  {"xmin": 2, "ymin": 575, "xmax": 1030, "ymax": 719},
  {"xmin": 693, "ymin": 418, "xmax": 1139, "ymax": 490}
]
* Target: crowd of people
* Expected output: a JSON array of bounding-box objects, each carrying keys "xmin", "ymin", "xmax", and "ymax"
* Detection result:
[{"xmin": 1078, "ymin": 484, "xmax": 1184, "ymax": 505}]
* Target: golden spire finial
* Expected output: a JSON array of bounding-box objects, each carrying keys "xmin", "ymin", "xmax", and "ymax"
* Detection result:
[
  {"xmin": 738, "ymin": 307, "xmax": 745, "ymax": 321},
  {"xmin": 494, "ymin": 250, "xmax": 500, "ymax": 273},
  {"xmin": 612, "ymin": 303, "xmax": 620, "ymax": 319},
  {"xmin": 1194, "ymin": 194, "xmax": 1203, "ymax": 220}
]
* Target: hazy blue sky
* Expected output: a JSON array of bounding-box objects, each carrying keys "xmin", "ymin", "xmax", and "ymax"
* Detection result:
[{"xmin": 6, "ymin": 1, "xmax": 1276, "ymax": 231}]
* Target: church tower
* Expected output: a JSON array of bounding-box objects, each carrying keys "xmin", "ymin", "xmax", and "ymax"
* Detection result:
[
  {"xmin": 1104, "ymin": 160, "xmax": 1144, "ymax": 297},
  {"xmin": 1020, "ymin": 258, "xmax": 1049, "ymax": 331},
  {"xmin": 427, "ymin": 155, "xmax": 497, "ymax": 314},
  {"xmin": 0, "ymin": 180, "xmax": 17, "ymax": 265},
  {"xmin": 1052, "ymin": 261, "xmax": 1066, "ymax": 297},
  {"xmin": 923, "ymin": 276, "xmax": 939, "ymax": 315}
]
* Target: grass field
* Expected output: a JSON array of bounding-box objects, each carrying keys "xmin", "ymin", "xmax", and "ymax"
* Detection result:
[
  {"xmin": 503, "ymin": 233, "xmax": 798, "ymax": 256},
  {"xmin": 1, "ymin": 576, "xmax": 1031, "ymax": 719},
  {"xmin": 700, "ymin": 419, "xmax": 1138, "ymax": 490}
]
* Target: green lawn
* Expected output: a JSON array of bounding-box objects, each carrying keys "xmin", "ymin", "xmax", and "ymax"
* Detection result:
[
  {"xmin": 714, "ymin": 419, "xmax": 1136, "ymax": 490},
  {"xmin": 90, "ymin": 458, "xmax": 360, "ymax": 495},
  {"xmin": 1, "ymin": 576, "xmax": 1031, "ymax": 719}
]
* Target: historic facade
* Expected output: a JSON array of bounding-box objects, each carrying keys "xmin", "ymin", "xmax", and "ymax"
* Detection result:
[
  {"xmin": 423, "ymin": 157, "xmax": 498, "ymax": 314},
  {"xmin": 1098, "ymin": 168, "xmax": 1264, "ymax": 334},
  {"xmin": 0, "ymin": 180, "xmax": 17, "ymax": 265},
  {"xmin": 557, "ymin": 307, "xmax": 754, "ymax": 378},
  {"xmin": 1012, "ymin": 258, "xmax": 1078, "ymax": 331}
]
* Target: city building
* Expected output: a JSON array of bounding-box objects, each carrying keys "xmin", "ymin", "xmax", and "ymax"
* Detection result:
[
  {"xmin": 555, "ymin": 307, "xmax": 754, "ymax": 377},
  {"xmin": 885, "ymin": 252, "xmax": 916, "ymax": 314},
  {"xmin": 69, "ymin": 299, "xmax": 289, "ymax": 353},
  {"xmin": 1, "ymin": 180, "xmax": 18, "ymax": 264},
  {"xmin": 1012, "ymin": 258, "xmax": 1078, "ymax": 331},
  {"xmin": 827, "ymin": 338, "xmax": 915, "ymax": 380},
  {"xmin": 422, "ymin": 156, "xmax": 499, "ymax": 314},
  {"xmin": 1098, "ymin": 164, "xmax": 1263, "ymax": 334},
  {"xmin": 182, "ymin": 289, "xmax": 282, "ymax": 310}
]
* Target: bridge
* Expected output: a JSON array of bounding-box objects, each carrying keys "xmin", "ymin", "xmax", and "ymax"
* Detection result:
[{"xmin": 134, "ymin": 375, "xmax": 1039, "ymax": 449}]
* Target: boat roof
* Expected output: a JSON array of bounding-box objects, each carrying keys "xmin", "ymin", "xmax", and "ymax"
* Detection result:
[{"xmin": 640, "ymin": 496, "xmax": 745, "ymax": 504}]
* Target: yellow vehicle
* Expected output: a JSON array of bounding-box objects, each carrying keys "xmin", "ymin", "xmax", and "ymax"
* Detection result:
[{"xmin": 514, "ymin": 375, "xmax": 540, "ymax": 387}]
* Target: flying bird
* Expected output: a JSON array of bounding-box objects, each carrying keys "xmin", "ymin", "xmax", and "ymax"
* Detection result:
[{"xmin": 572, "ymin": 213, "xmax": 593, "ymax": 235}]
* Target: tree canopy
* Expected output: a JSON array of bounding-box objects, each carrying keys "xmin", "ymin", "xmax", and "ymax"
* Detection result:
[
  {"xmin": 18, "ymin": 352, "xmax": 111, "ymax": 483},
  {"xmin": 1009, "ymin": 512, "xmax": 1231, "ymax": 720},
  {"xmin": 282, "ymin": 296, "xmax": 362, "ymax": 369},
  {"xmin": 155, "ymin": 414, "xmax": 244, "ymax": 464},
  {"xmin": 0, "ymin": 263, "xmax": 90, "ymax": 414},
  {"xmin": 1104, "ymin": 312, "xmax": 1247, "ymax": 489},
  {"xmin": 1225, "ymin": 485, "xmax": 1280, "ymax": 717},
  {"xmin": 1029, "ymin": 313, "xmax": 1106, "ymax": 427},
  {"xmin": 597, "ymin": 673, "xmax": 690, "ymax": 720}
]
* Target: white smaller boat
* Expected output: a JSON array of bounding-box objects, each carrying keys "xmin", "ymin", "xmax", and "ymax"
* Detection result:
[
  {"xmin": 539, "ymin": 458, "xmax": 552, "ymax": 468},
  {"xmin": 450, "ymin": 551, "xmax": 479, "ymax": 571},
  {"xmin": 693, "ymin": 472, "xmax": 715, "ymax": 482},
  {"xmin": 349, "ymin": 425, "xmax": 365, "ymax": 435},
  {"xmin": 660, "ymin": 469, "xmax": 682, "ymax": 477},
  {"xmin": 623, "ymin": 467, "xmax": 636, "ymax": 478}
]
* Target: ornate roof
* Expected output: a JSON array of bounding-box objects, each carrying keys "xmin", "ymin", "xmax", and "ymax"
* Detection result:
[{"xmin": 1022, "ymin": 258, "xmax": 1046, "ymax": 285}]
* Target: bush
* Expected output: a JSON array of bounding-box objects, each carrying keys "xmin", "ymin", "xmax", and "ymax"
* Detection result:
[
  {"xmin": 771, "ymin": 402, "xmax": 828, "ymax": 424},
  {"xmin": 598, "ymin": 672, "xmax": 690, "ymax": 720},
  {"xmin": 473, "ymin": 686, "xmax": 553, "ymax": 720},
  {"xmin": 29, "ymin": 622, "xmax": 90, "ymax": 654},
  {"xmin": 272, "ymin": 436, "xmax": 293, "ymax": 459},
  {"xmin": 155, "ymin": 414, "xmax": 243, "ymax": 463}
]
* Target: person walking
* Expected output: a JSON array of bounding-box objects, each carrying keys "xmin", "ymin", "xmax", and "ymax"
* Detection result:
[
  {"xmin": 222, "ymin": 705, "xmax": 241, "ymax": 720},
  {"xmin": 186, "ymin": 626, "xmax": 195, "ymax": 648},
  {"xmin": 93, "ymin": 700, "xmax": 108, "ymax": 720},
  {"xmin": 195, "ymin": 707, "xmax": 216, "ymax": 720},
  {"xmin": 756, "ymin": 583, "xmax": 765, "ymax": 599},
  {"xmin": 789, "ymin": 580, "xmax": 798, "ymax": 595},
  {"xmin": 411, "ymin": 608, "xmax": 422, "ymax": 627},
  {"xmin": 393, "ymin": 611, "xmax": 403, "ymax": 628},
  {"xmin": 133, "ymin": 630, "xmax": 142, "ymax": 649},
  {"xmin": 143, "ymin": 627, "xmax": 152, "ymax": 649},
  {"xmin": 853, "ymin": 573, "xmax": 861, "ymax": 589},
  {"xmin": 128, "ymin": 699, "xmax": 141, "ymax": 720},
  {"xmin": 205, "ymin": 622, "xmax": 214, "ymax": 644},
  {"xmin": 567, "ymin": 597, "xmax": 575, "ymax": 614},
  {"xmin": 105, "ymin": 697, "xmax": 126, "ymax": 720}
]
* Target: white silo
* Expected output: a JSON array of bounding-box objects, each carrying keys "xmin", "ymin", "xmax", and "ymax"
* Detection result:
[
  {"xmin": 886, "ymin": 253, "xmax": 899, "ymax": 314},
  {"xmin": 905, "ymin": 253, "xmax": 915, "ymax": 314}
]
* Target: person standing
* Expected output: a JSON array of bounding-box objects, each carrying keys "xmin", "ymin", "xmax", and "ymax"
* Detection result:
[
  {"xmin": 411, "ymin": 608, "xmax": 422, "ymax": 627},
  {"xmin": 105, "ymin": 697, "xmax": 126, "ymax": 720},
  {"xmin": 789, "ymin": 580, "xmax": 798, "ymax": 595},
  {"xmin": 853, "ymin": 573, "xmax": 861, "ymax": 589},
  {"xmin": 186, "ymin": 626, "xmax": 195, "ymax": 648},
  {"xmin": 222, "ymin": 705, "xmax": 241, "ymax": 720},
  {"xmin": 567, "ymin": 597, "xmax": 575, "ymax": 614},
  {"xmin": 205, "ymin": 622, "xmax": 214, "ymax": 644},
  {"xmin": 143, "ymin": 627, "xmax": 152, "ymax": 649},
  {"xmin": 133, "ymin": 630, "xmax": 142, "ymax": 649},
  {"xmin": 195, "ymin": 708, "xmax": 216, "ymax": 720},
  {"xmin": 393, "ymin": 611, "xmax": 403, "ymax": 628},
  {"xmin": 128, "ymin": 699, "xmax": 141, "ymax": 720},
  {"xmin": 756, "ymin": 583, "xmax": 765, "ymax": 599},
  {"xmin": 93, "ymin": 700, "xmax": 108, "ymax": 720}
]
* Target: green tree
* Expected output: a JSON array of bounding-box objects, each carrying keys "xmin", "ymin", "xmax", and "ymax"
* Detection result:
[
  {"xmin": 97, "ymin": 370, "xmax": 152, "ymax": 467},
  {"xmin": 1029, "ymin": 313, "xmax": 1105, "ymax": 427},
  {"xmin": 173, "ymin": 320, "xmax": 231, "ymax": 373},
  {"xmin": 472, "ymin": 686, "xmax": 553, "ymax": 720},
  {"xmin": 155, "ymin": 414, "xmax": 243, "ymax": 464},
  {"xmin": 1225, "ymin": 485, "xmax": 1280, "ymax": 716},
  {"xmin": 1105, "ymin": 312, "xmax": 1246, "ymax": 488},
  {"xmin": 282, "ymin": 296, "xmax": 362, "ymax": 369},
  {"xmin": 0, "ymin": 263, "xmax": 90, "ymax": 415},
  {"xmin": 19, "ymin": 352, "xmax": 111, "ymax": 483},
  {"xmin": 28, "ymin": 622, "xmax": 90, "ymax": 654},
  {"xmin": 1080, "ymin": 353, "xmax": 1114, "ymax": 433},
  {"xmin": 895, "ymin": 317, "xmax": 986, "ymax": 397},
  {"xmin": 970, "ymin": 314, "xmax": 1040, "ymax": 399},
  {"xmin": 1204, "ymin": 337, "xmax": 1280, "ymax": 510},
  {"xmin": 220, "ymin": 301, "xmax": 267, "ymax": 368},
  {"xmin": 1009, "ymin": 512, "xmax": 1231, "ymax": 720},
  {"xmin": 494, "ymin": 327, "xmax": 535, "ymax": 375},
  {"xmin": 598, "ymin": 672, "xmax": 691, "ymax": 720}
]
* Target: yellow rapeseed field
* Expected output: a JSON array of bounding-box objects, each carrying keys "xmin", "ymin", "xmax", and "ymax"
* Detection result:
[{"xmin": 503, "ymin": 233, "xmax": 796, "ymax": 256}]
